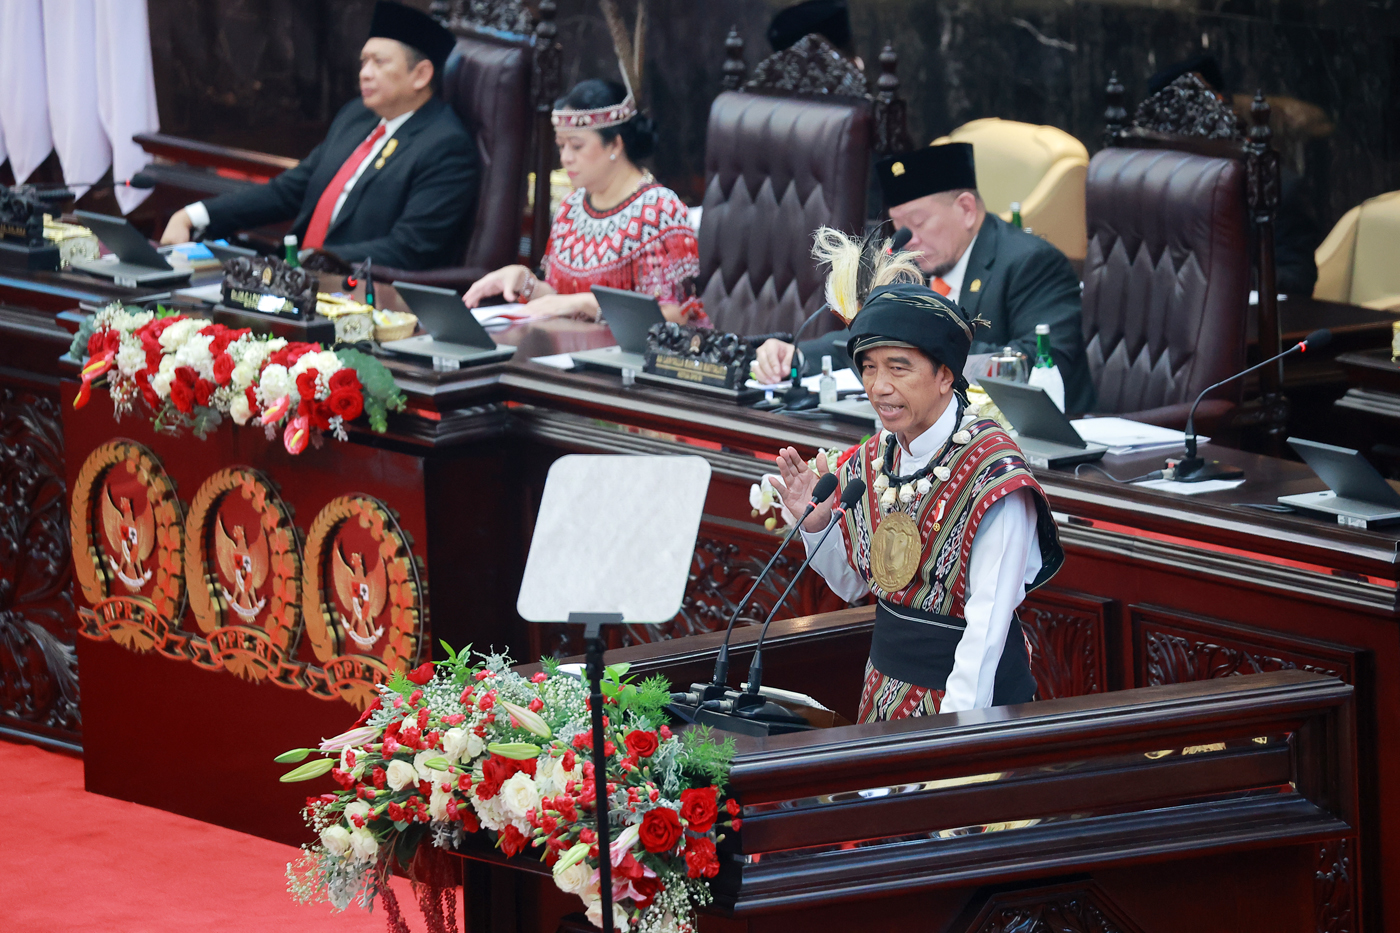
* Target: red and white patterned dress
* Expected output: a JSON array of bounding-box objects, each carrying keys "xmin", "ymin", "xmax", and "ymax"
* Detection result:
[{"xmin": 542, "ymin": 182, "xmax": 708, "ymax": 327}]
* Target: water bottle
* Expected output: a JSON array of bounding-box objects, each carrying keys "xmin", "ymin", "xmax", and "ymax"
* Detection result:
[
  {"xmin": 1027, "ymin": 323, "xmax": 1065, "ymax": 411},
  {"xmin": 283, "ymin": 234, "xmax": 300, "ymax": 268},
  {"xmin": 1010, "ymin": 202, "xmax": 1023, "ymax": 229},
  {"xmin": 819, "ymin": 355, "xmax": 837, "ymax": 405}
]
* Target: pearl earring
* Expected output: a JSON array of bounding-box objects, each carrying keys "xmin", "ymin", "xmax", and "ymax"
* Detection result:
[{"xmin": 610, "ymin": 153, "xmax": 617, "ymax": 161}]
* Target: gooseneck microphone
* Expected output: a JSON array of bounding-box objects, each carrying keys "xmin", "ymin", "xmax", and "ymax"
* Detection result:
[
  {"xmin": 706, "ymin": 472, "xmax": 838, "ymax": 697},
  {"xmin": 743, "ymin": 477, "xmax": 867, "ymax": 700},
  {"xmin": 886, "ymin": 226, "xmax": 913, "ymax": 254},
  {"xmin": 1174, "ymin": 328, "xmax": 1332, "ymax": 482},
  {"xmin": 780, "ymin": 303, "xmax": 832, "ymax": 410}
]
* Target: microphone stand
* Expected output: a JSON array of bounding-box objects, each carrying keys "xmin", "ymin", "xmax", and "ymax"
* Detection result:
[
  {"xmin": 781, "ymin": 303, "xmax": 832, "ymax": 411},
  {"xmin": 1174, "ymin": 330, "xmax": 1330, "ymax": 482}
]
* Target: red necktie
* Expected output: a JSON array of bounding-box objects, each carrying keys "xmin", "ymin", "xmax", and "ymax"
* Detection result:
[
  {"xmin": 930, "ymin": 276, "xmax": 951, "ymax": 297},
  {"xmin": 302, "ymin": 124, "xmax": 387, "ymax": 250}
]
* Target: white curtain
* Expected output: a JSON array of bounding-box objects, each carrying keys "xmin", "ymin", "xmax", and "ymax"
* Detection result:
[
  {"xmin": 0, "ymin": 0, "xmax": 53, "ymax": 184},
  {"xmin": 95, "ymin": 0, "xmax": 159, "ymax": 213},
  {"xmin": 44, "ymin": 0, "xmax": 110, "ymax": 201},
  {"xmin": 0, "ymin": 0, "xmax": 158, "ymax": 212}
]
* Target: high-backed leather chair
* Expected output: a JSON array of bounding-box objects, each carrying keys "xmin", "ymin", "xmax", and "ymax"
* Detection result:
[
  {"xmin": 1313, "ymin": 190, "xmax": 1400, "ymax": 310},
  {"xmin": 1082, "ymin": 147, "xmax": 1250, "ymax": 428},
  {"xmin": 697, "ymin": 63, "xmax": 872, "ymax": 337},
  {"xmin": 934, "ymin": 117, "xmax": 1089, "ymax": 262},
  {"xmin": 375, "ymin": 29, "xmax": 536, "ymax": 287}
]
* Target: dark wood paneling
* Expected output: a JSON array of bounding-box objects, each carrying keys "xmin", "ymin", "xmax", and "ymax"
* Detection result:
[{"xmin": 1021, "ymin": 587, "xmax": 1115, "ymax": 698}]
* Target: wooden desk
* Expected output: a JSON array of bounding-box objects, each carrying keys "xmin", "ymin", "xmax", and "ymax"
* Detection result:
[{"xmin": 0, "ymin": 290, "xmax": 1395, "ymax": 926}]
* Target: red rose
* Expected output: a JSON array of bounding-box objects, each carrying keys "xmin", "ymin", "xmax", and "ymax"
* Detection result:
[
  {"xmin": 624, "ymin": 729, "xmax": 659, "ymax": 759},
  {"xmin": 309, "ymin": 400, "xmax": 333, "ymax": 431},
  {"xmin": 499, "ymin": 823, "xmax": 528, "ymax": 857},
  {"xmin": 460, "ymin": 809, "xmax": 480, "ymax": 832},
  {"xmin": 295, "ymin": 369, "xmax": 320, "ymax": 400},
  {"xmin": 139, "ymin": 380, "xmax": 160, "ymax": 409},
  {"xmin": 406, "ymin": 662, "xmax": 435, "ymax": 685},
  {"xmin": 684, "ymin": 836, "xmax": 719, "ymax": 878},
  {"xmin": 632, "ymin": 875, "xmax": 662, "ymax": 910},
  {"xmin": 169, "ymin": 380, "xmax": 194, "ymax": 414},
  {"xmin": 194, "ymin": 378, "xmax": 214, "ymax": 407},
  {"xmin": 327, "ymin": 387, "xmax": 363, "ymax": 421},
  {"xmin": 477, "ymin": 754, "xmax": 516, "ymax": 799},
  {"xmin": 329, "ymin": 368, "xmax": 360, "ymax": 392},
  {"xmin": 212, "ymin": 353, "xmax": 234, "ymax": 385},
  {"xmin": 638, "ymin": 806, "xmax": 682, "ymax": 854},
  {"xmin": 269, "ymin": 341, "xmax": 320, "ymax": 368},
  {"xmin": 175, "ymin": 366, "xmax": 198, "ymax": 389},
  {"xmin": 244, "ymin": 385, "xmax": 258, "ymax": 415},
  {"xmin": 679, "ymin": 786, "xmax": 719, "ymax": 833}
]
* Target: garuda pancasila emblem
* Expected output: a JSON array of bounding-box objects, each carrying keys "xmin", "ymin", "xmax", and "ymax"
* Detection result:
[
  {"xmin": 216, "ymin": 517, "xmax": 269, "ymax": 621},
  {"xmin": 101, "ymin": 487, "xmax": 155, "ymax": 592},
  {"xmin": 333, "ymin": 545, "xmax": 386, "ymax": 649}
]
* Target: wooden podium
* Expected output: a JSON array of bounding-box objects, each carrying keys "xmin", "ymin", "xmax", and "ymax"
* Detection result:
[{"xmin": 454, "ymin": 611, "xmax": 1357, "ymax": 933}]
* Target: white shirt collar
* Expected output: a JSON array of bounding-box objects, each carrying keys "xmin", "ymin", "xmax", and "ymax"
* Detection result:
[
  {"xmin": 892, "ymin": 398, "xmax": 958, "ymax": 472},
  {"xmin": 379, "ymin": 108, "xmax": 417, "ymax": 137},
  {"xmin": 939, "ymin": 236, "xmax": 975, "ymax": 304}
]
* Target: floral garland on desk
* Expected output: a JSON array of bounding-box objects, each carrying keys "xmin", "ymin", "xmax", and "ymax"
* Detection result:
[
  {"xmin": 279, "ymin": 648, "xmax": 738, "ymax": 932},
  {"xmin": 70, "ymin": 302, "xmax": 405, "ymax": 454}
]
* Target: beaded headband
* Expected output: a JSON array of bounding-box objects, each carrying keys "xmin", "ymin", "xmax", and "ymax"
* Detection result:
[{"xmin": 551, "ymin": 93, "xmax": 637, "ymax": 131}]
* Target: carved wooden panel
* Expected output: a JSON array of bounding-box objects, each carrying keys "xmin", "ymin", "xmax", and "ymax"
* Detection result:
[
  {"xmin": 0, "ymin": 387, "xmax": 80, "ymax": 743},
  {"xmin": 1131, "ymin": 604, "xmax": 1361, "ymax": 688},
  {"xmin": 956, "ymin": 881, "xmax": 1145, "ymax": 933},
  {"xmin": 1316, "ymin": 837, "xmax": 1356, "ymax": 933},
  {"xmin": 1019, "ymin": 586, "xmax": 1114, "ymax": 699}
]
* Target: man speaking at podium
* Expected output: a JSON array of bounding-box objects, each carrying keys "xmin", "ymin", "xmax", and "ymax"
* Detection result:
[
  {"xmin": 160, "ymin": 1, "xmax": 479, "ymax": 270},
  {"xmin": 772, "ymin": 282, "xmax": 1064, "ymax": 722}
]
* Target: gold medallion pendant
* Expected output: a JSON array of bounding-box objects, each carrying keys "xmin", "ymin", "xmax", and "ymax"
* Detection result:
[{"xmin": 870, "ymin": 509, "xmax": 921, "ymax": 592}]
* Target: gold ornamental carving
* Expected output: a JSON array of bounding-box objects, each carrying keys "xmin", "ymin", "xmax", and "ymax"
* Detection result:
[
  {"xmin": 870, "ymin": 509, "xmax": 921, "ymax": 593},
  {"xmin": 182, "ymin": 467, "xmax": 305, "ymax": 685},
  {"xmin": 69, "ymin": 440, "xmax": 193, "ymax": 657},
  {"xmin": 302, "ymin": 495, "xmax": 425, "ymax": 709}
]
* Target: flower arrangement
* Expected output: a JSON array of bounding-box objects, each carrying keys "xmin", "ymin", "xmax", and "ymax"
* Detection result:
[
  {"xmin": 748, "ymin": 446, "xmax": 848, "ymax": 533},
  {"xmin": 70, "ymin": 302, "xmax": 405, "ymax": 454},
  {"xmin": 281, "ymin": 647, "xmax": 738, "ymax": 932}
]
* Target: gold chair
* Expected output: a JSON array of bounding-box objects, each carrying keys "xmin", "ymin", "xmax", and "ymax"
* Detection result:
[
  {"xmin": 934, "ymin": 117, "xmax": 1088, "ymax": 261},
  {"xmin": 1313, "ymin": 190, "xmax": 1400, "ymax": 310}
]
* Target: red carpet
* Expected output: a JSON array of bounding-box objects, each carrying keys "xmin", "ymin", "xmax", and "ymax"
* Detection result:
[{"xmin": 0, "ymin": 740, "xmax": 428, "ymax": 932}]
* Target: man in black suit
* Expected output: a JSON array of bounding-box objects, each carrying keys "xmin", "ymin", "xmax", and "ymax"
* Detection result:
[
  {"xmin": 752, "ymin": 142, "xmax": 1095, "ymax": 414},
  {"xmin": 160, "ymin": 1, "xmax": 479, "ymax": 271}
]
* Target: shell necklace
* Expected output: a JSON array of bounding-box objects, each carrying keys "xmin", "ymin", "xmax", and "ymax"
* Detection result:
[{"xmin": 871, "ymin": 398, "xmax": 970, "ymax": 513}]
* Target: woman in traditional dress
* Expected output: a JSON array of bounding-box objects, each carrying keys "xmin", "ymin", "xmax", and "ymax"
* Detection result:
[{"xmin": 462, "ymin": 79, "xmax": 705, "ymax": 326}]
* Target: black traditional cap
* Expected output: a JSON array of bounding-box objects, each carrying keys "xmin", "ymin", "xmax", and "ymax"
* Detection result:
[
  {"xmin": 768, "ymin": 0, "xmax": 852, "ymax": 54},
  {"xmin": 847, "ymin": 283, "xmax": 984, "ymax": 389},
  {"xmin": 876, "ymin": 142, "xmax": 978, "ymax": 209},
  {"xmin": 369, "ymin": 1, "xmax": 456, "ymax": 78}
]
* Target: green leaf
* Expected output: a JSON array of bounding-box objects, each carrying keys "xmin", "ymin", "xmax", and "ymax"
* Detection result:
[
  {"xmin": 279, "ymin": 757, "xmax": 336, "ymax": 782},
  {"xmin": 274, "ymin": 748, "xmax": 312, "ymax": 764},
  {"xmin": 439, "ymin": 640, "xmax": 458, "ymax": 663},
  {"xmin": 384, "ymin": 670, "xmax": 414, "ymax": 698},
  {"xmin": 486, "ymin": 742, "xmax": 541, "ymax": 760},
  {"xmin": 605, "ymin": 662, "xmax": 631, "ymax": 680}
]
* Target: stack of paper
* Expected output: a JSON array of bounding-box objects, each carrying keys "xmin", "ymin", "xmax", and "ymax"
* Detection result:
[
  {"xmin": 747, "ymin": 368, "xmax": 864, "ymax": 393},
  {"xmin": 1069, "ymin": 417, "xmax": 1204, "ymax": 456},
  {"xmin": 471, "ymin": 303, "xmax": 545, "ymax": 329}
]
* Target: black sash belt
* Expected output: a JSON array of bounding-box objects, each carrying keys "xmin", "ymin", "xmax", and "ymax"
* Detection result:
[{"xmin": 868, "ymin": 600, "xmax": 1037, "ymax": 705}]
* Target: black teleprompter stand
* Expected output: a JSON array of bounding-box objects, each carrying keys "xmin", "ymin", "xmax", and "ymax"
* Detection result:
[{"xmin": 572, "ymin": 611, "xmax": 623, "ymax": 933}]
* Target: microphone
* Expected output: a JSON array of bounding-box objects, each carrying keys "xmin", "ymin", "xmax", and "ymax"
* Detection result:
[
  {"xmin": 742, "ymin": 477, "xmax": 867, "ymax": 703},
  {"xmin": 697, "ymin": 472, "xmax": 838, "ymax": 701},
  {"xmin": 21, "ymin": 174, "xmax": 157, "ymax": 201},
  {"xmin": 1173, "ymin": 328, "xmax": 1332, "ymax": 482},
  {"xmin": 780, "ymin": 303, "xmax": 833, "ymax": 411},
  {"xmin": 886, "ymin": 226, "xmax": 913, "ymax": 254}
]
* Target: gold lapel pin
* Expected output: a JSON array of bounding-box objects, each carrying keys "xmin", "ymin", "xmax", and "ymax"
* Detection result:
[
  {"xmin": 374, "ymin": 138, "xmax": 399, "ymax": 170},
  {"xmin": 890, "ymin": 161, "xmax": 905, "ymax": 176},
  {"xmin": 969, "ymin": 279, "xmax": 981, "ymax": 293}
]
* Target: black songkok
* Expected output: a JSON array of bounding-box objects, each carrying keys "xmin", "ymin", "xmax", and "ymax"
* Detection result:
[
  {"xmin": 768, "ymin": 0, "xmax": 852, "ymax": 54},
  {"xmin": 876, "ymin": 142, "xmax": 978, "ymax": 210},
  {"xmin": 847, "ymin": 283, "xmax": 983, "ymax": 390},
  {"xmin": 369, "ymin": 1, "xmax": 457, "ymax": 78}
]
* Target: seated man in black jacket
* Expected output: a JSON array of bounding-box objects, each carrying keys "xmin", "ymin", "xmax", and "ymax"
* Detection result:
[
  {"xmin": 752, "ymin": 142, "xmax": 1095, "ymax": 414},
  {"xmin": 160, "ymin": 1, "xmax": 479, "ymax": 271}
]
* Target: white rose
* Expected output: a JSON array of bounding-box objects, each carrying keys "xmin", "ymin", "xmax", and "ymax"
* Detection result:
[
  {"xmin": 471, "ymin": 792, "xmax": 507, "ymax": 831},
  {"xmin": 150, "ymin": 369, "xmax": 174, "ymax": 398},
  {"xmin": 585, "ymin": 897, "xmax": 630, "ymax": 930},
  {"xmin": 500, "ymin": 770, "xmax": 541, "ymax": 820},
  {"xmin": 348, "ymin": 826, "xmax": 379, "ymax": 862},
  {"xmin": 231, "ymin": 361, "xmax": 257, "ymax": 389},
  {"xmin": 229, "ymin": 395, "xmax": 252, "ymax": 425},
  {"xmin": 385, "ymin": 759, "xmax": 417, "ymax": 791},
  {"xmin": 553, "ymin": 859, "xmax": 594, "ymax": 897},
  {"xmin": 264, "ymin": 337, "xmax": 288, "ymax": 352},
  {"xmin": 158, "ymin": 318, "xmax": 200, "ymax": 350},
  {"xmin": 544, "ymin": 754, "xmax": 581, "ymax": 796},
  {"xmin": 465, "ymin": 732, "xmax": 485, "ymax": 760},
  {"xmin": 413, "ymin": 749, "xmax": 451, "ymax": 786},
  {"xmin": 319, "ymin": 824, "xmax": 352, "ymax": 857},
  {"xmin": 344, "ymin": 800, "xmax": 371, "ymax": 823},
  {"xmin": 429, "ymin": 784, "xmax": 453, "ymax": 822},
  {"xmin": 442, "ymin": 727, "xmax": 472, "ymax": 762}
]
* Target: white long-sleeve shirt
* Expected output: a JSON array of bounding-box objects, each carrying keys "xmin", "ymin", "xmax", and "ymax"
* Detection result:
[
  {"xmin": 185, "ymin": 109, "xmax": 416, "ymax": 232},
  {"xmin": 796, "ymin": 401, "xmax": 1042, "ymax": 712}
]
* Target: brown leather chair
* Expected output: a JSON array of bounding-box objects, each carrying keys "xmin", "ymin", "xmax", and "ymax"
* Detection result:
[
  {"xmin": 696, "ymin": 90, "xmax": 871, "ymax": 338},
  {"xmin": 1082, "ymin": 147, "xmax": 1250, "ymax": 428},
  {"xmin": 375, "ymin": 28, "xmax": 539, "ymax": 288}
]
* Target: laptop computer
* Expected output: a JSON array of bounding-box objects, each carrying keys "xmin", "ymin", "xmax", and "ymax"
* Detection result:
[
  {"xmin": 69, "ymin": 210, "xmax": 192, "ymax": 287},
  {"xmin": 1278, "ymin": 437, "xmax": 1400, "ymax": 528},
  {"xmin": 570, "ymin": 286, "xmax": 666, "ymax": 372},
  {"xmin": 379, "ymin": 281, "xmax": 516, "ymax": 365},
  {"xmin": 978, "ymin": 376, "xmax": 1107, "ymax": 468}
]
